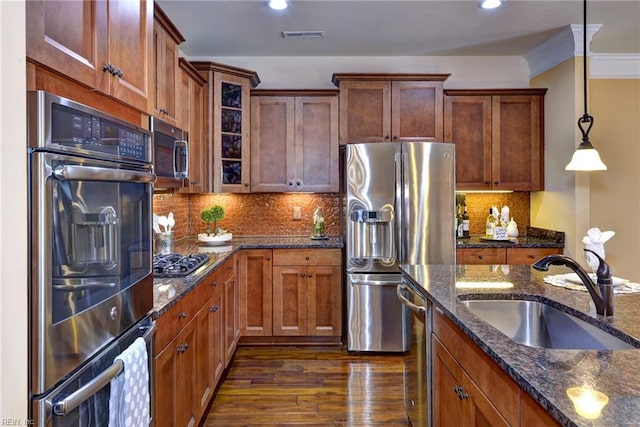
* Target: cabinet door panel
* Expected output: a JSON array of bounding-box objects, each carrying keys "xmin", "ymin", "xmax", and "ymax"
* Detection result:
[
  {"xmin": 339, "ymin": 81, "xmax": 391, "ymax": 143},
  {"xmin": 107, "ymin": 0, "xmax": 152, "ymax": 112},
  {"xmin": 239, "ymin": 250, "xmax": 273, "ymax": 336},
  {"xmin": 154, "ymin": 340, "xmax": 177, "ymax": 427},
  {"xmin": 432, "ymin": 336, "xmax": 466, "ymax": 427},
  {"xmin": 176, "ymin": 320, "xmax": 197, "ymax": 427},
  {"xmin": 194, "ymin": 304, "xmax": 213, "ymax": 420},
  {"xmin": 307, "ymin": 266, "xmax": 342, "ymax": 336},
  {"xmin": 392, "ymin": 81, "xmax": 443, "ymax": 142},
  {"xmin": 464, "ymin": 372, "xmax": 510, "ymax": 427},
  {"xmin": 273, "ymin": 266, "xmax": 307, "ymax": 336},
  {"xmin": 444, "ymin": 95, "xmax": 492, "ymax": 190},
  {"xmin": 210, "ymin": 287, "xmax": 225, "ymax": 384},
  {"xmin": 492, "ymin": 95, "xmax": 542, "ymax": 191},
  {"xmin": 26, "ymin": 1, "xmax": 106, "ymax": 90},
  {"xmin": 250, "ymin": 97, "xmax": 294, "ymax": 192},
  {"xmin": 295, "ymin": 96, "xmax": 339, "ymax": 192}
]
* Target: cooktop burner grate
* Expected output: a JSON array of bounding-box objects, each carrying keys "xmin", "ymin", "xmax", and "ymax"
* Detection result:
[{"xmin": 153, "ymin": 253, "xmax": 210, "ymax": 278}]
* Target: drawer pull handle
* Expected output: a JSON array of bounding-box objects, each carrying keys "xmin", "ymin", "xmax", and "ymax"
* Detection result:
[
  {"xmin": 178, "ymin": 312, "xmax": 187, "ymax": 319},
  {"xmin": 305, "ymin": 256, "xmax": 310, "ymax": 261}
]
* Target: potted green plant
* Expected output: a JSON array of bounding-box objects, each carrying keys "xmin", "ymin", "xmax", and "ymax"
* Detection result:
[
  {"xmin": 200, "ymin": 205, "xmax": 225, "ymax": 236},
  {"xmin": 198, "ymin": 205, "xmax": 233, "ymax": 245}
]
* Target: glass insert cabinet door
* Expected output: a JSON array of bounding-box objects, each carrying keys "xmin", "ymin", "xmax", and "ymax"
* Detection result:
[{"xmin": 214, "ymin": 73, "xmax": 251, "ymax": 192}]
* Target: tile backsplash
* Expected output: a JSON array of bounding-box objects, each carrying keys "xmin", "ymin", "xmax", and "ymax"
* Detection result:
[
  {"xmin": 154, "ymin": 192, "xmax": 341, "ymax": 240},
  {"xmin": 154, "ymin": 191, "xmax": 530, "ymax": 240}
]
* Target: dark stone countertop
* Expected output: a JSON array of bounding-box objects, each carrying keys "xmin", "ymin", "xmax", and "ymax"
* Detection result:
[
  {"xmin": 153, "ymin": 235, "xmax": 343, "ymax": 316},
  {"xmin": 400, "ymin": 264, "xmax": 640, "ymax": 427}
]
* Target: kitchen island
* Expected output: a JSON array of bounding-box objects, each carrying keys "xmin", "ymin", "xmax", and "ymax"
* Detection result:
[{"xmin": 400, "ymin": 263, "xmax": 640, "ymax": 427}]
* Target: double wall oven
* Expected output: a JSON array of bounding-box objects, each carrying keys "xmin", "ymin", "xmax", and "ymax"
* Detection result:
[{"xmin": 28, "ymin": 91, "xmax": 156, "ymax": 425}]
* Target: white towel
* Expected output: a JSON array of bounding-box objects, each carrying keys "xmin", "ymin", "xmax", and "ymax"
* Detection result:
[{"xmin": 109, "ymin": 337, "xmax": 150, "ymax": 427}]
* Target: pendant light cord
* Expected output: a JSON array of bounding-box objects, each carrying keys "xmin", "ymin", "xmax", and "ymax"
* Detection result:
[{"xmin": 579, "ymin": 0, "xmax": 594, "ymax": 143}]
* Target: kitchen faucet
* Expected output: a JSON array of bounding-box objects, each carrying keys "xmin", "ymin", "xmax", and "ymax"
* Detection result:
[{"xmin": 532, "ymin": 249, "xmax": 614, "ymax": 317}]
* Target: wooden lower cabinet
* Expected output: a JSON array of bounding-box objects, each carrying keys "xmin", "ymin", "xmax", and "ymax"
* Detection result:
[
  {"xmin": 224, "ymin": 254, "xmax": 240, "ymax": 366},
  {"xmin": 457, "ymin": 247, "xmax": 562, "ymax": 265},
  {"xmin": 240, "ymin": 248, "xmax": 342, "ymax": 339},
  {"xmin": 432, "ymin": 306, "xmax": 559, "ymax": 427},
  {"xmin": 154, "ymin": 263, "xmax": 229, "ymax": 427}
]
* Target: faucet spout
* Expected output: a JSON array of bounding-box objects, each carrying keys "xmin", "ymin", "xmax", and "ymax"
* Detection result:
[{"xmin": 532, "ymin": 249, "xmax": 614, "ymax": 316}]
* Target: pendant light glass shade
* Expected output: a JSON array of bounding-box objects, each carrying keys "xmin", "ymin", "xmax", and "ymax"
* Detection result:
[
  {"xmin": 565, "ymin": 146, "xmax": 607, "ymax": 170},
  {"xmin": 567, "ymin": 0, "xmax": 607, "ymax": 171}
]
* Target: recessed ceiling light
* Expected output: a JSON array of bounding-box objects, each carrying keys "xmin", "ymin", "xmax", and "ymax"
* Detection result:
[
  {"xmin": 269, "ymin": 0, "xmax": 288, "ymax": 10},
  {"xmin": 479, "ymin": 0, "xmax": 503, "ymax": 9},
  {"xmin": 282, "ymin": 31, "xmax": 325, "ymax": 39}
]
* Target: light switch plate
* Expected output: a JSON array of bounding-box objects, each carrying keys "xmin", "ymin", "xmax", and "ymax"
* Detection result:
[{"xmin": 292, "ymin": 206, "xmax": 302, "ymax": 220}]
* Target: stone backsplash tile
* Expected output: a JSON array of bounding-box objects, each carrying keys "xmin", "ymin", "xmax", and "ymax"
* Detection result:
[
  {"xmin": 154, "ymin": 191, "xmax": 529, "ymax": 240},
  {"xmin": 154, "ymin": 192, "xmax": 341, "ymax": 239},
  {"xmin": 462, "ymin": 192, "xmax": 530, "ymax": 235}
]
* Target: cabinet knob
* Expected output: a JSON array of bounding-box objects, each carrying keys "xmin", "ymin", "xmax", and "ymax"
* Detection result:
[
  {"xmin": 484, "ymin": 180, "xmax": 491, "ymax": 185},
  {"xmin": 211, "ymin": 281, "xmax": 218, "ymax": 287},
  {"xmin": 266, "ymin": 256, "xmax": 271, "ymax": 261},
  {"xmin": 301, "ymin": 273, "xmax": 306, "ymax": 277},
  {"xmin": 305, "ymin": 256, "xmax": 310, "ymax": 261},
  {"xmin": 385, "ymin": 135, "xmax": 390, "ymax": 140},
  {"xmin": 102, "ymin": 63, "xmax": 115, "ymax": 75},
  {"xmin": 178, "ymin": 312, "xmax": 187, "ymax": 319},
  {"xmin": 392, "ymin": 135, "xmax": 399, "ymax": 141},
  {"xmin": 478, "ymin": 255, "xmax": 484, "ymax": 260},
  {"xmin": 115, "ymin": 68, "xmax": 124, "ymax": 78},
  {"xmin": 244, "ymin": 182, "xmax": 249, "ymax": 187},
  {"xmin": 210, "ymin": 305, "xmax": 219, "ymax": 313},
  {"xmin": 494, "ymin": 181, "xmax": 499, "ymax": 185},
  {"xmin": 307, "ymin": 273, "xmax": 312, "ymax": 278},
  {"xmin": 288, "ymin": 181, "xmax": 294, "ymax": 186},
  {"xmin": 296, "ymin": 180, "xmax": 302, "ymax": 187},
  {"xmin": 529, "ymin": 254, "xmax": 536, "ymax": 259}
]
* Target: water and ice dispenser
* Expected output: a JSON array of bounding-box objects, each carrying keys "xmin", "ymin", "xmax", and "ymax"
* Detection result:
[{"xmin": 348, "ymin": 207, "xmax": 395, "ymax": 262}]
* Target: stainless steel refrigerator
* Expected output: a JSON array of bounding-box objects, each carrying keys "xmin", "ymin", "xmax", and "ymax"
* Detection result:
[{"xmin": 345, "ymin": 142, "xmax": 455, "ymax": 352}]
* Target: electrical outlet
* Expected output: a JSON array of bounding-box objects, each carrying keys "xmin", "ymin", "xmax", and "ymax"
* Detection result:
[{"xmin": 292, "ymin": 206, "xmax": 302, "ymax": 220}]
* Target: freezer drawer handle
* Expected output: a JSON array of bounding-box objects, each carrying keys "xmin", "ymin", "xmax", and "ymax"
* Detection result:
[
  {"xmin": 52, "ymin": 320, "xmax": 156, "ymax": 416},
  {"xmin": 396, "ymin": 284, "xmax": 426, "ymax": 314}
]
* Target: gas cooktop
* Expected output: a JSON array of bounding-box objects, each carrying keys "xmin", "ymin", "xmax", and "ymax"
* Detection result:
[{"xmin": 153, "ymin": 253, "xmax": 210, "ymax": 278}]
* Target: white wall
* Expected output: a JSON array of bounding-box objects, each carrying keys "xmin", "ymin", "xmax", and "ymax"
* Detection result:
[
  {"xmin": 189, "ymin": 55, "xmax": 531, "ymax": 89},
  {"xmin": 0, "ymin": 0, "xmax": 28, "ymax": 420}
]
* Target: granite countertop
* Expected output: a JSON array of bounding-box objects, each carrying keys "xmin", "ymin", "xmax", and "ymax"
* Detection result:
[
  {"xmin": 153, "ymin": 235, "xmax": 343, "ymax": 316},
  {"xmin": 400, "ymin": 264, "xmax": 640, "ymax": 427},
  {"xmin": 456, "ymin": 226, "xmax": 565, "ymax": 249}
]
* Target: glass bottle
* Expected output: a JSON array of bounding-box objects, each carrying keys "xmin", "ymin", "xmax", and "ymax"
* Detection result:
[
  {"xmin": 485, "ymin": 208, "xmax": 496, "ymax": 237},
  {"xmin": 462, "ymin": 204, "xmax": 470, "ymax": 238}
]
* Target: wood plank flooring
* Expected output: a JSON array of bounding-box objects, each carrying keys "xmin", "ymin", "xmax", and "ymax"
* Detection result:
[{"xmin": 203, "ymin": 346, "xmax": 411, "ymax": 426}]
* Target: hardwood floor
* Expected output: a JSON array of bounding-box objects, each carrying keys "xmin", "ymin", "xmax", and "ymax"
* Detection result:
[{"xmin": 202, "ymin": 346, "xmax": 411, "ymax": 426}]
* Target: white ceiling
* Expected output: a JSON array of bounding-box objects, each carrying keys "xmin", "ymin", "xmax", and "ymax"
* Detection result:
[{"xmin": 157, "ymin": 0, "xmax": 640, "ymax": 58}]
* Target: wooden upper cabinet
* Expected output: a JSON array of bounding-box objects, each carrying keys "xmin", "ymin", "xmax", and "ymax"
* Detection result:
[
  {"xmin": 26, "ymin": 0, "xmax": 152, "ymax": 113},
  {"xmin": 332, "ymin": 74, "xmax": 449, "ymax": 144},
  {"xmin": 151, "ymin": 5, "xmax": 184, "ymax": 125},
  {"xmin": 178, "ymin": 59, "xmax": 209, "ymax": 194},
  {"xmin": 250, "ymin": 90, "xmax": 339, "ymax": 193},
  {"xmin": 192, "ymin": 62, "xmax": 260, "ymax": 193},
  {"xmin": 444, "ymin": 89, "xmax": 546, "ymax": 191}
]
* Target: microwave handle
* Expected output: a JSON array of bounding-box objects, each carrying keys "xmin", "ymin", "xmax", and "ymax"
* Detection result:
[
  {"xmin": 54, "ymin": 165, "xmax": 156, "ymax": 183},
  {"xmin": 173, "ymin": 140, "xmax": 188, "ymax": 179}
]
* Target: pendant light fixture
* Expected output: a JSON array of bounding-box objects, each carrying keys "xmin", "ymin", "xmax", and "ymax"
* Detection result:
[{"xmin": 565, "ymin": 0, "xmax": 607, "ymax": 171}]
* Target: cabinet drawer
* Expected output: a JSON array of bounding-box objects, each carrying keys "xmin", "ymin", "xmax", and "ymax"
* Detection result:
[
  {"xmin": 433, "ymin": 307, "xmax": 519, "ymax": 426},
  {"xmin": 456, "ymin": 248, "xmax": 506, "ymax": 265},
  {"xmin": 155, "ymin": 283, "xmax": 206, "ymax": 353},
  {"xmin": 220, "ymin": 254, "xmax": 236, "ymax": 283},
  {"xmin": 506, "ymin": 247, "xmax": 562, "ymax": 265},
  {"xmin": 273, "ymin": 249, "xmax": 341, "ymax": 266}
]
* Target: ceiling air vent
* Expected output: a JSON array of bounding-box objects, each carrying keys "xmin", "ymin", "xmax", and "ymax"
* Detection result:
[{"xmin": 281, "ymin": 31, "xmax": 325, "ymax": 39}]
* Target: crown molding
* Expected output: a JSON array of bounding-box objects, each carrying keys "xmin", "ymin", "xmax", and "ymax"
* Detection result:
[
  {"xmin": 590, "ymin": 54, "xmax": 640, "ymax": 79},
  {"xmin": 525, "ymin": 24, "xmax": 602, "ymax": 78}
]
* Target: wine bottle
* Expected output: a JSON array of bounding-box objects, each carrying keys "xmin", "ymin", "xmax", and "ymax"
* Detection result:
[
  {"xmin": 462, "ymin": 204, "xmax": 470, "ymax": 238},
  {"xmin": 456, "ymin": 205, "xmax": 463, "ymax": 238},
  {"xmin": 485, "ymin": 208, "xmax": 495, "ymax": 237}
]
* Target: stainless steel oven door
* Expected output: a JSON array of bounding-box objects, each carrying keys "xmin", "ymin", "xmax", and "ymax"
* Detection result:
[
  {"xmin": 32, "ymin": 316, "xmax": 156, "ymax": 427},
  {"xmin": 30, "ymin": 151, "xmax": 155, "ymax": 395}
]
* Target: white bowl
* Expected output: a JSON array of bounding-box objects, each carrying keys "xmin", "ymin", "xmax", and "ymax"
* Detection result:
[{"xmin": 198, "ymin": 232, "xmax": 233, "ymax": 246}]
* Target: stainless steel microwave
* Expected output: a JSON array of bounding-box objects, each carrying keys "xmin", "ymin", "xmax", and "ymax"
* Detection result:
[{"xmin": 150, "ymin": 116, "xmax": 188, "ymax": 188}]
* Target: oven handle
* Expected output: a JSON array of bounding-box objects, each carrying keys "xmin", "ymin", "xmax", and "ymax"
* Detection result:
[
  {"xmin": 54, "ymin": 165, "xmax": 156, "ymax": 183},
  {"xmin": 52, "ymin": 320, "xmax": 157, "ymax": 416},
  {"xmin": 397, "ymin": 284, "xmax": 426, "ymax": 314}
]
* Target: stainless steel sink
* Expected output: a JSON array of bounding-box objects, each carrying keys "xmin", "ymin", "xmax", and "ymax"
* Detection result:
[{"xmin": 460, "ymin": 299, "xmax": 635, "ymax": 350}]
